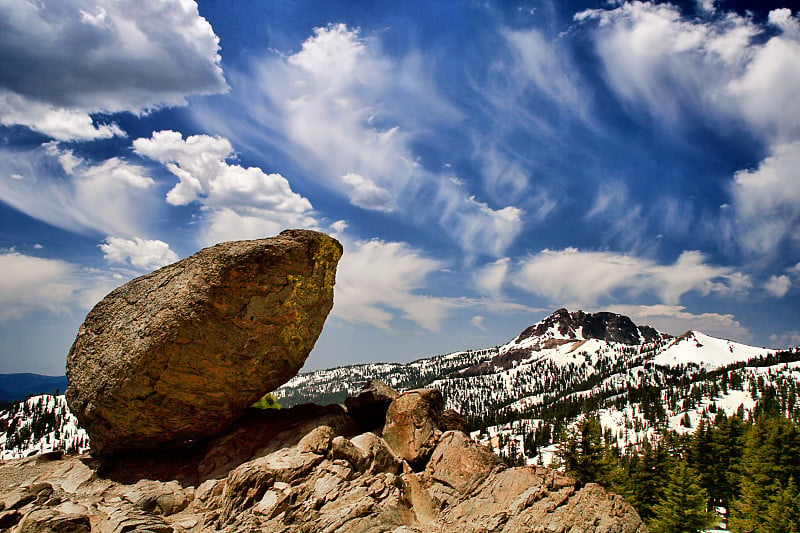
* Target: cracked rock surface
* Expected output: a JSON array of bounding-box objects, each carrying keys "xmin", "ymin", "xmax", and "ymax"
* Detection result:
[{"xmin": 65, "ymin": 229, "xmax": 342, "ymax": 456}]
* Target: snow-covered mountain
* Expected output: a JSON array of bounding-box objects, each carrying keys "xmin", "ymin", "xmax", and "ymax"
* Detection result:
[
  {"xmin": 276, "ymin": 308, "xmax": 774, "ymax": 416},
  {"xmin": 0, "ymin": 394, "xmax": 89, "ymax": 460},
  {"xmin": 275, "ymin": 308, "xmax": 796, "ymax": 464},
  {"xmin": 2, "ymin": 308, "xmax": 796, "ymax": 464}
]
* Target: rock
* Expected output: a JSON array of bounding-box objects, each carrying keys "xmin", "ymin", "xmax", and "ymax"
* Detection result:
[
  {"xmin": 438, "ymin": 409, "xmax": 468, "ymax": 433},
  {"xmin": 424, "ymin": 430, "xmax": 502, "ymax": 494},
  {"xmin": 344, "ymin": 380, "xmax": 399, "ymax": 432},
  {"xmin": 349, "ymin": 433, "xmax": 402, "ymax": 475},
  {"xmin": 14, "ymin": 508, "xmax": 91, "ymax": 533},
  {"xmin": 66, "ymin": 229, "xmax": 342, "ymax": 456},
  {"xmin": 0, "ymin": 389, "xmax": 646, "ymax": 533},
  {"xmin": 382, "ymin": 389, "xmax": 443, "ymax": 469},
  {"xmin": 120, "ymin": 480, "xmax": 191, "ymax": 516}
]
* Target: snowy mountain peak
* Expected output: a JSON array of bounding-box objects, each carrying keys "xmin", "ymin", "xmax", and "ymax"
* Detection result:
[{"xmin": 512, "ymin": 308, "xmax": 669, "ymax": 348}]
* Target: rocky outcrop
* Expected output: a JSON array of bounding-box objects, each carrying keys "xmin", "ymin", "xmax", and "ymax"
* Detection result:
[
  {"xmin": 66, "ymin": 230, "xmax": 342, "ymax": 456},
  {"xmin": 515, "ymin": 308, "xmax": 667, "ymax": 345},
  {"xmin": 0, "ymin": 386, "xmax": 646, "ymax": 533}
]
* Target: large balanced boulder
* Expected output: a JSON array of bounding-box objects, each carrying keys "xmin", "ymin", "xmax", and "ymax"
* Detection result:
[{"xmin": 66, "ymin": 229, "xmax": 342, "ymax": 456}]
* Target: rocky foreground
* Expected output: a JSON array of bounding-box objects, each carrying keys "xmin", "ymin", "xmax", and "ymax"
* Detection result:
[
  {"xmin": 0, "ymin": 382, "xmax": 645, "ymax": 532},
  {"xmin": 1, "ymin": 230, "xmax": 646, "ymax": 532}
]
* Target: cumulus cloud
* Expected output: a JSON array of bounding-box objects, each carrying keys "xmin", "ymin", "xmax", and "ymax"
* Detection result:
[
  {"xmin": 514, "ymin": 248, "xmax": 748, "ymax": 306},
  {"xmin": 100, "ymin": 236, "xmax": 179, "ymax": 271},
  {"xmin": 0, "ymin": 251, "xmax": 76, "ymax": 321},
  {"xmin": 332, "ymin": 238, "xmax": 453, "ymax": 331},
  {"xmin": 339, "ymin": 173, "xmax": 397, "ymax": 212},
  {"xmin": 0, "ymin": 0, "xmax": 226, "ymax": 140},
  {"xmin": 605, "ymin": 304, "xmax": 751, "ymax": 341},
  {"xmin": 196, "ymin": 23, "xmax": 522, "ymax": 257},
  {"xmin": 764, "ymin": 274, "xmax": 791, "ymax": 298},
  {"xmin": 0, "ymin": 143, "xmax": 159, "ymax": 237},
  {"xmin": 133, "ymin": 130, "xmax": 316, "ymax": 245}
]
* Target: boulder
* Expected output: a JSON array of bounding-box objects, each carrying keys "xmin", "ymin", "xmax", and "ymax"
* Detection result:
[
  {"xmin": 66, "ymin": 229, "xmax": 342, "ymax": 456},
  {"xmin": 14, "ymin": 508, "xmax": 91, "ymax": 533},
  {"xmin": 344, "ymin": 380, "xmax": 399, "ymax": 432},
  {"xmin": 382, "ymin": 389, "xmax": 443, "ymax": 469}
]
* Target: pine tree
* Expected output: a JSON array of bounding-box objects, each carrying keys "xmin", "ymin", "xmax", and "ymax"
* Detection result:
[
  {"xmin": 648, "ymin": 459, "xmax": 715, "ymax": 533},
  {"xmin": 731, "ymin": 415, "xmax": 800, "ymax": 532},
  {"xmin": 557, "ymin": 415, "xmax": 611, "ymax": 484},
  {"xmin": 763, "ymin": 477, "xmax": 800, "ymax": 533}
]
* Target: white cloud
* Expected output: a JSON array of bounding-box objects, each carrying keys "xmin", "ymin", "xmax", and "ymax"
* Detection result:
[
  {"xmin": 476, "ymin": 258, "xmax": 510, "ymax": 297},
  {"xmin": 339, "ymin": 172, "xmax": 397, "ymax": 212},
  {"xmin": 100, "ymin": 236, "xmax": 179, "ymax": 271},
  {"xmin": 605, "ymin": 304, "xmax": 751, "ymax": 341},
  {"xmin": 514, "ymin": 248, "xmax": 748, "ymax": 306},
  {"xmin": 332, "ymin": 238, "xmax": 453, "ymax": 331},
  {"xmin": 728, "ymin": 140, "xmax": 800, "ymax": 255},
  {"xmin": 133, "ymin": 130, "xmax": 316, "ymax": 245},
  {"xmin": 0, "ymin": 0, "xmax": 226, "ymax": 140},
  {"xmin": 0, "ymin": 144, "xmax": 159, "ymax": 237},
  {"xmin": 503, "ymin": 27, "xmax": 586, "ymax": 115},
  {"xmin": 764, "ymin": 275, "xmax": 791, "ymax": 298},
  {"xmin": 196, "ymin": 23, "xmax": 521, "ymax": 257},
  {"xmin": 0, "ymin": 92, "xmax": 125, "ymax": 141},
  {"xmin": 0, "ymin": 252, "xmax": 76, "ymax": 321},
  {"xmin": 471, "ymin": 315, "xmax": 487, "ymax": 331},
  {"xmin": 576, "ymin": 2, "xmax": 800, "ymax": 141}
]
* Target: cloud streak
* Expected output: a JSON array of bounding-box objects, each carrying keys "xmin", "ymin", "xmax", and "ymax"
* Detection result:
[{"xmin": 196, "ymin": 23, "xmax": 523, "ymax": 257}]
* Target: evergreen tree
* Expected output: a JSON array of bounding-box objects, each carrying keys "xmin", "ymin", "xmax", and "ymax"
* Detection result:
[
  {"xmin": 731, "ymin": 415, "xmax": 800, "ymax": 532},
  {"xmin": 648, "ymin": 459, "xmax": 715, "ymax": 533},
  {"xmin": 763, "ymin": 477, "xmax": 800, "ymax": 533},
  {"xmin": 557, "ymin": 415, "xmax": 611, "ymax": 484}
]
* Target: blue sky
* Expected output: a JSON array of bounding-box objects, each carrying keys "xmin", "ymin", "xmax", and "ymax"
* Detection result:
[{"xmin": 1, "ymin": 0, "xmax": 799, "ymax": 375}]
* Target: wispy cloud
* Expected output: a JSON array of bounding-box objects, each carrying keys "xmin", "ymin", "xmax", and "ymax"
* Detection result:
[
  {"xmin": 331, "ymin": 237, "xmax": 451, "ymax": 331},
  {"xmin": 605, "ymin": 304, "xmax": 751, "ymax": 341},
  {"xmin": 0, "ymin": 143, "xmax": 160, "ymax": 238},
  {"xmin": 195, "ymin": 23, "xmax": 523, "ymax": 257}
]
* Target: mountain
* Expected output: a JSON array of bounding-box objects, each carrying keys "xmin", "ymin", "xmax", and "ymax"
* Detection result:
[
  {"xmin": 2, "ymin": 308, "xmax": 797, "ymax": 466},
  {"xmin": 0, "ymin": 394, "xmax": 88, "ymax": 460},
  {"xmin": 0, "ymin": 373, "xmax": 67, "ymax": 405},
  {"xmin": 274, "ymin": 308, "xmax": 796, "ymax": 464}
]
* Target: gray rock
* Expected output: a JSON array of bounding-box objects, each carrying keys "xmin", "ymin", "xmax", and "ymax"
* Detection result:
[{"xmin": 66, "ymin": 229, "xmax": 342, "ymax": 456}]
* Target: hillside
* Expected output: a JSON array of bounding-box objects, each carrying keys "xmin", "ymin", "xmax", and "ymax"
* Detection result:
[{"xmin": 274, "ymin": 308, "xmax": 796, "ymax": 464}]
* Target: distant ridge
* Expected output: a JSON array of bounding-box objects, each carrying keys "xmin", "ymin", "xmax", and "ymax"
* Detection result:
[{"xmin": 0, "ymin": 373, "xmax": 67, "ymax": 405}]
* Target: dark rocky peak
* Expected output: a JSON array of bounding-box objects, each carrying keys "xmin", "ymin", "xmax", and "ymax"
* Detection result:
[{"xmin": 516, "ymin": 308, "xmax": 669, "ymax": 346}]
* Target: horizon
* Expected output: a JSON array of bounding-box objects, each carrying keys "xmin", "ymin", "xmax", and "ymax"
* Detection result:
[{"xmin": 1, "ymin": 0, "xmax": 799, "ymax": 374}]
